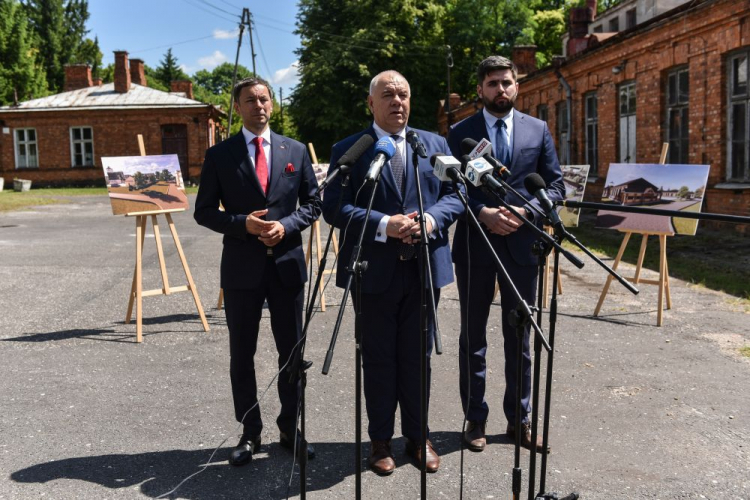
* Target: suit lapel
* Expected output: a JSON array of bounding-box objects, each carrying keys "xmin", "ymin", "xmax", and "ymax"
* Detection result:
[
  {"xmin": 267, "ymin": 131, "xmax": 288, "ymax": 200},
  {"xmin": 228, "ymin": 132, "xmax": 265, "ymax": 197},
  {"xmin": 380, "ymin": 130, "xmax": 403, "ymax": 203},
  {"xmin": 510, "ymin": 111, "xmax": 526, "ymax": 170}
]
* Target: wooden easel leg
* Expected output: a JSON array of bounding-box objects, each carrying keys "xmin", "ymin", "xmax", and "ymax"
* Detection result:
[
  {"xmin": 594, "ymin": 231, "xmax": 632, "ymax": 316},
  {"xmin": 664, "ymin": 248, "xmax": 672, "ymax": 309},
  {"xmin": 557, "ymin": 266, "xmax": 563, "ymax": 294},
  {"xmin": 151, "ymin": 214, "xmax": 171, "ymax": 294},
  {"xmin": 165, "ymin": 214, "xmax": 210, "ymax": 332},
  {"xmin": 543, "ymin": 251, "xmax": 551, "ymax": 309},
  {"xmin": 136, "ymin": 216, "xmax": 147, "ymax": 342},
  {"xmin": 634, "ymin": 234, "xmax": 649, "ymax": 284},
  {"xmin": 126, "ymin": 216, "xmax": 147, "ymax": 325},
  {"xmin": 657, "ymin": 234, "xmax": 667, "ymax": 326},
  {"xmin": 217, "ymin": 289, "xmax": 224, "ymax": 310},
  {"xmin": 305, "ymin": 221, "xmax": 315, "ymax": 270}
]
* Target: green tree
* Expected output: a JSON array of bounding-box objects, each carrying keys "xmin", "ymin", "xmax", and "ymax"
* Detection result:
[
  {"xmin": 23, "ymin": 0, "xmax": 97, "ymax": 93},
  {"xmin": 0, "ymin": 0, "xmax": 48, "ymax": 104},
  {"xmin": 677, "ymin": 185, "xmax": 690, "ymax": 199},
  {"xmin": 152, "ymin": 48, "xmax": 189, "ymax": 88},
  {"xmin": 193, "ymin": 62, "xmax": 253, "ymax": 96},
  {"xmin": 290, "ymin": 0, "xmax": 449, "ymax": 159}
]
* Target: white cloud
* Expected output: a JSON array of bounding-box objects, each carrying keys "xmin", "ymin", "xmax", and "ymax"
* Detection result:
[
  {"xmin": 197, "ymin": 51, "xmax": 228, "ymax": 70},
  {"xmin": 213, "ymin": 28, "xmax": 238, "ymax": 40},
  {"xmin": 270, "ymin": 60, "xmax": 300, "ymax": 87}
]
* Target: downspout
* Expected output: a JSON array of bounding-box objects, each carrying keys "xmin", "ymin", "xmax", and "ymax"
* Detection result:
[{"xmin": 555, "ymin": 69, "xmax": 573, "ymax": 163}]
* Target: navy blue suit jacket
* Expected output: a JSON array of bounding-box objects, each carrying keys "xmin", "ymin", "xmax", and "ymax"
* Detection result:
[
  {"xmin": 448, "ymin": 110, "xmax": 564, "ymax": 267},
  {"xmin": 194, "ymin": 130, "xmax": 322, "ymax": 289},
  {"xmin": 322, "ymin": 126, "xmax": 464, "ymax": 295}
]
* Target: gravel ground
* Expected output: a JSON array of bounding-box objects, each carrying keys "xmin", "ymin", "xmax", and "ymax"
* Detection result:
[{"xmin": 0, "ymin": 194, "xmax": 748, "ymax": 500}]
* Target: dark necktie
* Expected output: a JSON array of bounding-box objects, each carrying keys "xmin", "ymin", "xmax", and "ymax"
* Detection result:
[
  {"xmin": 495, "ymin": 120, "xmax": 511, "ymax": 167},
  {"xmin": 390, "ymin": 134, "xmax": 405, "ymax": 195},
  {"xmin": 253, "ymin": 136, "xmax": 268, "ymax": 194}
]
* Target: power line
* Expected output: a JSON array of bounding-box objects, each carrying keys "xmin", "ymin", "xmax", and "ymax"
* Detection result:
[
  {"xmin": 252, "ymin": 21, "xmax": 274, "ymax": 83},
  {"xmin": 131, "ymin": 33, "xmax": 220, "ymax": 54},
  {"xmin": 181, "ymin": 0, "xmax": 238, "ymax": 23},
  {"xmin": 193, "ymin": 0, "xmax": 238, "ymax": 17}
]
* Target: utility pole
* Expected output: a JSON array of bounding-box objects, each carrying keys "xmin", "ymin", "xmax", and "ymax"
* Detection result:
[
  {"xmin": 279, "ymin": 87, "xmax": 284, "ymax": 135},
  {"xmin": 228, "ymin": 8, "xmax": 255, "ymax": 133}
]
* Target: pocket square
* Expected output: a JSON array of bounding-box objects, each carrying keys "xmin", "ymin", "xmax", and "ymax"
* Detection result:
[{"xmin": 285, "ymin": 163, "xmax": 295, "ymax": 173}]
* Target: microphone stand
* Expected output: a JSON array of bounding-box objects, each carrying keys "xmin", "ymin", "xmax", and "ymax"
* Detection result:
[
  {"xmin": 321, "ymin": 170, "xmax": 383, "ymax": 500},
  {"xmin": 447, "ymin": 170, "xmax": 548, "ymax": 500},
  {"xmin": 409, "ymin": 148, "xmax": 437, "ymax": 499},
  {"xmin": 287, "ymin": 166, "xmax": 352, "ymax": 499}
]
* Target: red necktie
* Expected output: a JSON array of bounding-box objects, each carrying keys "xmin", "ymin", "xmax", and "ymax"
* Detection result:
[{"xmin": 253, "ymin": 136, "xmax": 268, "ymax": 194}]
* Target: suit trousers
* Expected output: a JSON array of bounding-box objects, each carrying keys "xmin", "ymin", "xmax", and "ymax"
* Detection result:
[
  {"xmin": 354, "ymin": 258, "xmax": 439, "ymax": 442},
  {"xmin": 455, "ymin": 240, "xmax": 538, "ymax": 425},
  {"xmin": 223, "ymin": 256, "xmax": 304, "ymax": 437}
]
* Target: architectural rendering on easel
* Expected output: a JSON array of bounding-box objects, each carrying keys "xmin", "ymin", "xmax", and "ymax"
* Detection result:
[{"xmin": 101, "ymin": 154, "xmax": 189, "ymax": 215}]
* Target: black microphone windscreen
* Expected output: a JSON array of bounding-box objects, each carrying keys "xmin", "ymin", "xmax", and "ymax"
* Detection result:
[
  {"xmin": 338, "ymin": 134, "xmax": 375, "ymax": 166},
  {"xmin": 524, "ymin": 173, "xmax": 546, "ymax": 194},
  {"xmin": 429, "ymin": 153, "xmax": 443, "ymax": 167},
  {"xmin": 459, "ymin": 154, "xmax": 472, "ymax": 172},
  {"xmin": 460, "ymin": 138, "xmax": 479, "ymax": 155}
]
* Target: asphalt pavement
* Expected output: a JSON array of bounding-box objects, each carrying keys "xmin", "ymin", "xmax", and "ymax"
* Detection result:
[{"xmin": 0, "ymin": 194, "xmax": 748, "ymax": 499}]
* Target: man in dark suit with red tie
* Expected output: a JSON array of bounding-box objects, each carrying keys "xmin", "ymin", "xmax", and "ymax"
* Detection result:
[
  {"xmin": 323, "ymin": 70, "xmax": 464, "ymax": 475},
  {"xmin": 448, "ymin": 56, "xmax": 564, "ymax": 455},
  {"xmin": 195, "ymin": 77, "xmax": 321, "ymax": 466}
]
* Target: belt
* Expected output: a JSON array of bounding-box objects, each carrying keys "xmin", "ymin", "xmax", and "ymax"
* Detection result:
[{"xmin": 266, "ymin": 248, "xmax": 273, "ymax": 256}]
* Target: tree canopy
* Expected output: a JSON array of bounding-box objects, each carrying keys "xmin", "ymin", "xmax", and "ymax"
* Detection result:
[{"xmin": 0, "ymin": 0, "xmax": 48, "ymax": 104}]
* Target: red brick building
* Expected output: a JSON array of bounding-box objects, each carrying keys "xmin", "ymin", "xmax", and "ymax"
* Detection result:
[
  {"xmin": 0, "ymin": 51, "xmax": 224, "ymax": 187},
  {"xmin": 440, "ymin": 0, "xmax": 750, "ymax": 233}
]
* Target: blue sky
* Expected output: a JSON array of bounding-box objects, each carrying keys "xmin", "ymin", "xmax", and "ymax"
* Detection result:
[
  {"xmin": 88, "ymin": 0, "xmax": 302, "ymax": 97},
  {"xmin": 606, "ymin": 164, "xmax": 710, "ymax": 191}
]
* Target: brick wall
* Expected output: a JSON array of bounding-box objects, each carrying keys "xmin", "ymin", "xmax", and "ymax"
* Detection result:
[{"xmin": 0, "ymin": 107, "xmax": 217, "ymax": 187}]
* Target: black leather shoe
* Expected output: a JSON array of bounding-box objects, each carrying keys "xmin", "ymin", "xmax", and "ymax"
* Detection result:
[
  {"xmin": 280, "ymin": 430, "xmax": 315, "ymax": 460},
  {"xmin": 229, "ymin": 434, "xmax": 261, "ymax": 466},
  {"xmin": 464, "ymin": 420, "xmax": 487, "ymax": 452}
]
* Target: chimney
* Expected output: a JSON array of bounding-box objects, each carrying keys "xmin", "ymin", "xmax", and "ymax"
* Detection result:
[
  {"xmin": 130, "ymin": 59, "xmax": 147, "ymax": 87},
  {"xmin": 64, "ymin": 64, "xmax": 92, "ymax": 91},
  {"xmin": 512, "ymin": 45, "xmax": 537, "ymax": 76},
  {"xmin": 114, "ymin": 51, "xmax": 131, "ymax": 93},
  {"xmin": 170, "ymin": 80, "xmax": 194, "ymax": 100},
  {"xmin": 92, "ymin": 77, "xmax": 103, "ymax": 86}
]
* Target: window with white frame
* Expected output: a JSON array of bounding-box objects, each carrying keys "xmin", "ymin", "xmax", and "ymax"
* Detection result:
[
  {"xmin": 585, "ymin": 92, "xmax": 598, "ymax": 175},
  {"xmin": 619, "ymin": 81, "xmax": 637, "ymax": 163},
  {"xmin": 14, "ymin": 128, "xmax": 38, "ymax": 168},
  {"xmin": 70, "ymin": 126, "xmax": 94, "ymax": 167},
  {"xmin": 728, "ymin": 50, "xmax": 749, "ymax": 181},
  {"xmin": 666, "ymin": 67, "xmax": 689, "ymax": 164}
]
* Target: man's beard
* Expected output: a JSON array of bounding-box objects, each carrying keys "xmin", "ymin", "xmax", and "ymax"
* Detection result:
[{"xmin": 483, "ymin": 94, "xmax": 516, "ymax": 114}]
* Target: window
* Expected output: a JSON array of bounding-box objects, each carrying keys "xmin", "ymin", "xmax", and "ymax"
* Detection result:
[
  {"xmin": 537, "ymin": 104, "xmax": 548, "ymax": 123},
  {"xmin": 728, "ymin": 50, "xmax": 750, "ymax": 181},
  {"xmin": 585, "ymin": 93, "xmax": 598, "ymax": 175},
  {"xmin": 666, "ymin": 67, "xmax": 689, "ymax": 164},
  {"xmin": 556, "ymin": 101, "xmax": 570, "ymax": 164},
  {"xmin": 593, "ymin": 25, "xmax": 603, "ymax": 33},
  {"xmin": 14, "ymin": 128, "xmax": 38, "ymax": 168},
  {"xmin": 626, "ymin": 9, "xmax": 637, "ymax": 29},
  {"xmin": 609, "ymin": 17, "xmax": 620, "ymax": 32},
  {"xmin": 70, "ymin": 126, "xmax": 94, "ymax": 167},
  {"xmin": 619, "ymin": 82, "xmax": 637, "ymax": 162}
]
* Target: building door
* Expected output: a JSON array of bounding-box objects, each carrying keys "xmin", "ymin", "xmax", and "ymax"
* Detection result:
[
  {"xmin": 161, "ymin": 124, "xmax": 189, "ymax": 180},
  {"xmin": 619, "ymin": 82, "xmax": 637, "ymax": 163}
]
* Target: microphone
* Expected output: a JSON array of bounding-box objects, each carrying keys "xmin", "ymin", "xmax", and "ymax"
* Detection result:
[
  {"xmin": 317, "ymin": 134, "xmax": 374, "ymax": 193},
  {"xmin": 461, "ymin": 155, "xmax": 506, "ymax": 196},
  {"xmin": 365, "ymin": 136, "xmax": 396, "ymax": 183},
  {"xmin": 460, "ymin": 138, "xmax": 511, "ymax": 180},
  {"xmin": 524, "ymin": 173, "xmax": 562, "ymax": 228},
  {"xmin": 406, "ymin": 130, "xmax": 428, "ymax": 158},
  {"xmin": 430, "ymin": 154, "xmax": 463, "ymax": 183}
]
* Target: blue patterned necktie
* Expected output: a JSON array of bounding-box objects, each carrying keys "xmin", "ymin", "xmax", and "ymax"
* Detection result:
[
  {"xmin": 495, "ymin": 120, "xmax": 511, "ymax": 167},
  {"xmin": 390, "ymin": 134, "xmax": 405, "ymax": 195}
]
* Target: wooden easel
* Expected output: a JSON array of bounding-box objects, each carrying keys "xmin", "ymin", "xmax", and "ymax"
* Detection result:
[
  {"xmin": 305, "ymin": 142, "xmax": 338, "ymax": 311},
  {"xmin": 125, "ymin": 134, "xmax": 209, "ymax": 342},
  {"xmin": 542, "ymin": 225, "xmax": 564, "ymax": 308},
  {"xmin": 592, "ymin": 143, "xmax": 672, "ymax": 326}
]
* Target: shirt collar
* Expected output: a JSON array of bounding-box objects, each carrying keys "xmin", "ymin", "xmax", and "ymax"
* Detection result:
[
  {"xmin": 483, "ymin": 107, "xmax": 514, "ymax": 130},
  {"xmin": 372, "ymin": 122, "xmax": 406, "ymax": 142},
  {"xmin": 241, "ymin": 126, "xmax": 272, "ymax": 146}
]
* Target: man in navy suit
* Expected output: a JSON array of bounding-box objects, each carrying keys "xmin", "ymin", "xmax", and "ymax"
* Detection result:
[
  {"xmin": 323, "ymin": 70, "xmax": 463, "ymax": 475},
  {"xmin": 195, "ymin": 77, "xmax": 321, "ymax": 466},
  {"xmin": 448, "ymin": 56, "xmax": 564, "ymax": 454}
]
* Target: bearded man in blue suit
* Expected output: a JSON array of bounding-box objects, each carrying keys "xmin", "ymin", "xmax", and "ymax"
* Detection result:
[
  {"xmin": 323, "ymin": 70, "xmax": 464, "ymax": 475},
  {"xmin": 448, "ymin": 56, "xmax": 564, "ymax": 455}
]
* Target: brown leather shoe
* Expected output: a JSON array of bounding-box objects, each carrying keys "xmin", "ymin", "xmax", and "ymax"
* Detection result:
[
  {"xmin": 369, "ymin": 440, "xmax": 395, "ymax": 476},
  {"xmin": 464, "ymin": 420, "xmax": 487, "ymax": 452},
  {"xmin": 507, "ymin": 422, "xmax": 549, "ymax": 454},
  {"xmin": 405, "ymin": 438, "xmax": 440, "ymax": 473}
]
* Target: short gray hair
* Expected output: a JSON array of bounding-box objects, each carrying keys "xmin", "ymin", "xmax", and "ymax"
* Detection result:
[{"xmin": 369, "ymin": 70, "xmax": 410, "ymax": 96}]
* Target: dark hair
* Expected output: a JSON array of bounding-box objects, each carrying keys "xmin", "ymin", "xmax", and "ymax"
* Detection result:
[
  {"xmin": 233, "ymin": 77, "xmax": 274, "ymax": 102},
  {"xmin": 476, "ymin": 56, "xmax": 518, "ymax": 84}
]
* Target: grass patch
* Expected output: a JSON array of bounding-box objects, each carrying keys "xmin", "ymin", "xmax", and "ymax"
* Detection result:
[
  {"xmin": 739, "ymin": 346, "xmax": 750, "ymax": 358},
  {"xmin": 0, "ymin": 186, "xmax": 198, "ymax": 213},
  {"xmin": 567, "ymin": 212, "xmax": 750, "ymax": 299}
]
